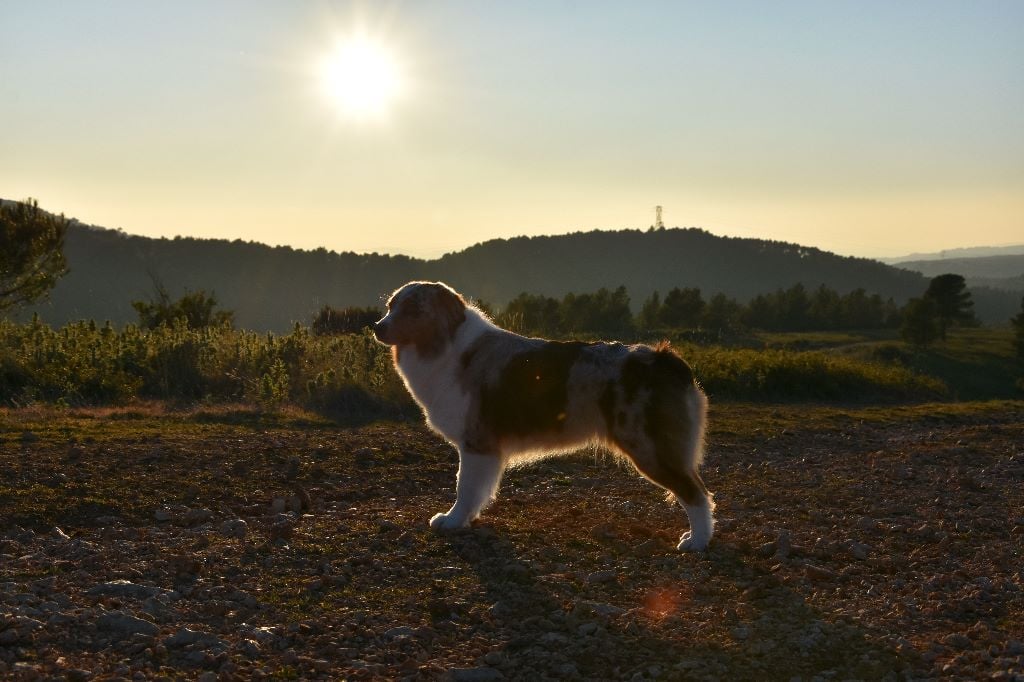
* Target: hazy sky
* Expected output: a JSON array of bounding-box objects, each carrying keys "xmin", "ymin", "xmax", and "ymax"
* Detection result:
[{"xmin": 2, "ymin": 1, "xmax": 1022, "ymax": 259}]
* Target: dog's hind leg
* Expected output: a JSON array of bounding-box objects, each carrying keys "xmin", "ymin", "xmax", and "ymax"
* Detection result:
[
  {"xmin": 430, "ymin": 450, "xmax": 504, "ymax": 531},
  {"xmin": 622, "ymin": 448, "xmax": 715, "ymax": 551},
  {"xmin": 613, "ymin": 386, "xmax": 714, "ymax": 551}
]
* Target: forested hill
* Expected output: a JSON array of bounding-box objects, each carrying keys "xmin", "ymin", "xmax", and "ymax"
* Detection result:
[
  {"xmin": 432, "ymin": 229, "xmax": 924, "ymax": 306},
  {"xmin": 15, "ymin": 216, "xmax": 1015, "ymax": 331}
]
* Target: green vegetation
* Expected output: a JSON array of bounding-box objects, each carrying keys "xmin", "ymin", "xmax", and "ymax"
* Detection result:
[
  {"xmin": 132, "ymin": 282, "xmax": 234, "ymax": 330},
  {"xmin": 0, "ymin": 316, "xmax": 963, "ymax": 410},
  {"xmin": 0, "ymin": 318, "xmax": 410, "ymax": 417}
]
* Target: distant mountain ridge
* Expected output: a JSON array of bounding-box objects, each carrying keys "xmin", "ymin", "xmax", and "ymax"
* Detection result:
[
  {"xmin": 6, "ymin": 203, "xmax": 1020, "ymax": 329},
  {"xmin": 884, "ymin": 244, "xmax": 1024, "ymax": 263}
]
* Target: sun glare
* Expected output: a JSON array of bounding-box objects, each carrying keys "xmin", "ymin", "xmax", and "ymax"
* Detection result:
[{"xmin": 320, "ymin": 36, "xmax": 403, "ymax": 120}]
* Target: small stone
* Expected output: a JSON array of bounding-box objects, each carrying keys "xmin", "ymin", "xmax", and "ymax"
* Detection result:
[
  {"xmin": 573, "ymin": 600, "xmax": 624, "ymax": 618},
  {"xmin": 271, "ymin": 497, "xmax": 287, "ymax": 514},
  {"xmin": 154, "ymin": 507, "xmax": 172, "ymax": 522},
  {"xmin": 943, "ymin": 633, "xmax": 971, "ymax": 649},
  {"xmin": 88, "ymin": 580, "xmax": 167, "ymax": 600},
  {"xmin": 1005, "ymin": 639, "xmax": 1024, "ymax": 655},
  {"xmin": 635, "ymin": 538, "xmax": 660, "ymax": 557},
  {"xmin": 197, "ymin": 673, "xmax": 217, "ymax": 682},
  {"xmin": 448, "ymin": 667, "xmax": 504, "ymax": 682},
  {"xmin": 163, "ymin": 627, "xmax": 225, "ymax": 649},
  {"xmin": 384, "ymin": 625, "xmax": 415, "ymax": 639},
  {"xmin": 183, "ymin": 508, "xmax": 213, "ymax": 525},
  {"xmin": 774, "ymin": 530, "xmax": 791, "ymax": 560},
  {"xmin": 847, "ymin": 541, "xmax": 870, "ymax": 561},
  {"xmin": 287, "ymin": 494, "xmax": 304, "ymax": 513},
  {"xmin": 219, "ymin": 519, "xmax": 248, "ymax": 539},
  {"xmin": 483, "ymin": 651, "xmax": 503, "ymax": 666},
  {"xmin": 557, "ymin": 663, "xmax": 579, "ymax": 677},
  {"xmin": 577, "ymin": 621, "xmax": 599, "ymax": 636},
  {"xmin": 97, "ymin": 610, "xmax": 159, "ymax": 637},
  {"xmin": 50, "ymin": 526, "xmax": 71, "ymax": 541},
  {"xmin": 804, "ymin": 564, "xmax": 838, "ymax": 582},
  {"xmin": 731, "ymin": 625, "xmax": 750, "ymax": 641},
  {"xmin": 586, "ymin": 569, "xmax": 617, "ymax": 584}
]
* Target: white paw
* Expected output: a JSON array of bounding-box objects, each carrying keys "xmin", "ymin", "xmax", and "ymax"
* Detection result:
[
  {"xmin": 677, "ymin": 531, "xmax": 710, "ymax": 552},
  {"xmin": 429, "ymin": 512, "xmax": 470, "ymax": 531}
]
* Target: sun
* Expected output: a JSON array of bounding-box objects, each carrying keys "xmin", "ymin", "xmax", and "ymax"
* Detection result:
[{"xmin": 320, "ymin": 36, "xmax": 403, "ymax": 120}]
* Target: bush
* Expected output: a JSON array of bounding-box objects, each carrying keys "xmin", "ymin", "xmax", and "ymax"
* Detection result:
[
  {"xmin": 311, "ymin": 305, "xmax": 382, "ymax": 336},
  {"xmin": 0, "ymin": 319, "xmax": 947, "ymax": 409}
]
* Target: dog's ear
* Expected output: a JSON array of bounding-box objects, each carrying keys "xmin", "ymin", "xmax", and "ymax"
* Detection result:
[{"xmin": 434, "ymin": 283, "xmax": 467, "ymax": 336}]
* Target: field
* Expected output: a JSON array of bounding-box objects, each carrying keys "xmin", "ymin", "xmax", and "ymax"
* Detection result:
[{"xmin": 2, "ymin": 400, "xmax": 1022, "ymax": 680}]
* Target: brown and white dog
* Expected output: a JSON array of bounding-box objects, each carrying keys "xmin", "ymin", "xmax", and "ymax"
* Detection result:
[{"xmin": 373, "ymin": 281, "xmax": 714, "ymax": 551}]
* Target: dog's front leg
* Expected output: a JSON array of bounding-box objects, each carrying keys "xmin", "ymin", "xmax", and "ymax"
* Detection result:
[{"xmin": 430, "ymin": 450, "xmax": 504, "ymax": 531}]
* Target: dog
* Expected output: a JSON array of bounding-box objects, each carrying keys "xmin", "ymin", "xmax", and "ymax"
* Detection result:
[{"xmin": 373, "ymin": 281, "xmax": 714, "ymax": 551}]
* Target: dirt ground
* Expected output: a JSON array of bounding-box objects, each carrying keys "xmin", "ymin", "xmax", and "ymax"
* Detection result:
[{"xmin": 1, "ymin": 401, "xmax": 1022, "ymax": 681}]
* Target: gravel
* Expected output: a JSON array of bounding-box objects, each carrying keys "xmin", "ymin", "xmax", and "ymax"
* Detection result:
[{"xmin": 0, "ymin": 402, "xmax": 1022, "ymax": 679}]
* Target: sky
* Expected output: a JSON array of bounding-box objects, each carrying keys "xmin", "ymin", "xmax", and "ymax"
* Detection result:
[{"xmin": 1, "ymin": 1, "xmax": 1022, "ymax": 260}]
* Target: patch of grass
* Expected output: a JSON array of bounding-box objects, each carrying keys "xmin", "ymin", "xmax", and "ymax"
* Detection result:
[
  {"xmin": 835, "ymin": 327, "xmax": 1022, "ymax": 400},
  {"xmin": 685, "ymin": 345, "xmax": 947, "ymax": 402}
]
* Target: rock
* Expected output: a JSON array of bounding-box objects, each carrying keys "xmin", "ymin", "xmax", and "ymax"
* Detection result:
[
  {"xmin": 857, "ymin": 516, "xmax": 878, "ymax": 531},
  {"xmin": 271, "ymin": 497, "xmax": 287, "ymax": 514},
  {"xmin": 557, "ymin": 663, "xmax": 579, "ymax": 677},
  {"xmin": 448, "ymin": 667, "xmax": 504, "ymax": 682},
  {"xmin": 1005, "ymin": 639, "xmax": 1024, "ymax": 656},
  {"xmin": 483, "ymin": 651, "xmax": 503, "ymax": 666},
  {"xmin": 288, "ymin": 494, "xmax": 304, "ymax": 513},
  {"xmin": 183, "ymin": 508, "xmax": 213, "ymax": 525},
  {"xmin": 635, "ymin": 538, "xmax": 660, "ymax": 557},
  {"xmin": 163, "ymin": 627, "xmax": 226, "ymax": 649},
  {"xmin": 731, "ymin": 625, "xmax": 751, "ymax": 641},
  {"xmin": 97, "ymin": 610, "xmax": 159, "ymax": 637},
  {"xmin": 943, "ymin": 633, "xmax": 972, "ymax": 649},
  {"xmin": 573, "ymin": 600, "xmax": 625, "ymax": 618},
  {"xmin": 384, "ymin": 625, "xmax": 415, "ymax": 639},
  {"xmin": 586, "ymin": 569, "xmax": 617, "ymax": 584},
  {"xmin": 804, "ymin": 564, "xmax": 838, "ymax": 582},
  {"xmin": 219, "ymin": 519, "xmax": 248, "ymax": 539},
  {"xmin": 197, "ymin": 673, "xmax": 217, "ymax": 682},
  {"xmin": 87, "ymin": 580, "xmax": 168, "ymax": 600},
  {"xmin": 847, "ymin": 541, "xmax": 870, "ymax": 561},
  {"xmin": 50, "ymin": 526, "xmax": 71, "ymax": 541},
  {"xmin": 577, "ymin": 621, "xmax": 599, "ymax": 636},
  {"xmin": 775, "ymin": 530, "xmax": 792, "ymax": 560},
  {"xmin": 154, "ymin": 507, "xmax": 173, "ymax": 522}
]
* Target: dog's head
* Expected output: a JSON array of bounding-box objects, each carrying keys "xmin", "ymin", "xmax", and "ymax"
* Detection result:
[{"xmin": 374, "ymin": 281, "xmax": 467, "ymax": 359}]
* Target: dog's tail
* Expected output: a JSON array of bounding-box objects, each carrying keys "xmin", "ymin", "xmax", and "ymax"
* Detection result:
[{"xmin": 650, "ymin": 342, "xmax": 708, "ymax": 472}]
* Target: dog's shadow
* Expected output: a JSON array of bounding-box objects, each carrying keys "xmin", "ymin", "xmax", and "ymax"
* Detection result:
[{"xmin": 438, "ymin": 526, "xmax": 907, "ymax": 680}]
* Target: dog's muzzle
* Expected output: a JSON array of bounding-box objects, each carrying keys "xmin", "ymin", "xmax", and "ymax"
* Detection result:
[{"xmin": 373, "ymin": 320, "xmax": 391, "ymax": 344}]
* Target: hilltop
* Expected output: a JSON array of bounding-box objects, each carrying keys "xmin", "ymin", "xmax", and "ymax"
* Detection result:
[{"xmin": 7, "ymin": 203, "xmax": 1019, "ymax": 330}]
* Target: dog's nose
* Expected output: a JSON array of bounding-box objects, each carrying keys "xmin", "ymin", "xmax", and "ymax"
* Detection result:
[{"xmin": 373, "ymin": 320, "xmax": 388, "ymax": 340}]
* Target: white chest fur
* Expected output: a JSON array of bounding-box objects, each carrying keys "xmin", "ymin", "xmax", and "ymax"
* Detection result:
[{"xmin": 395, "ymin": 310, "xmax": 492, "ymax": 446}]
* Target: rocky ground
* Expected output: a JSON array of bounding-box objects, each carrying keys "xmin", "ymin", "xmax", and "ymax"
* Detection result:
[{"xmin": 1, "ymin": 401, "xmax": 1022, "ymax": 681}]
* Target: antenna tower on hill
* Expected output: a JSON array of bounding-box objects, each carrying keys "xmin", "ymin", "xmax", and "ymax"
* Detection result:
[{"xmin": 654, "ymin": 205, "xmax": 664, "ymax": 229}]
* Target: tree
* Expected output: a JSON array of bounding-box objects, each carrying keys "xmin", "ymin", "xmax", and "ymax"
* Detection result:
[
  {"xmin": 1012, "ymin": 296, "xmax": 1024, "ymax": 360},
  {"xmin": 901, "ymin": 297, "xmax": 940, "ymax": 348},
  {"xmin": 659, "ymin": 287, "xmax": 705, "ymax": 328},
  {"xmin": 702, "ymin": 293, "xmax": 743, "ymax": 333},
  {"xmin": 132, "ymin": 281, "xmax": 233, "ymax": 329},
  {"xmin": 923, "ymin": 274, "xmax": 976, "ymax": 340},
  {"xmin": 0, "ymin": 199, "xmax": 69, "ymax": 313},
  {"xmin": 499, "ymin": 292, "xmax": 561, "ymax": 335},
  {"xmin": 637, "ymin": 291, "xmax": 661, "ymax": 330}
]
